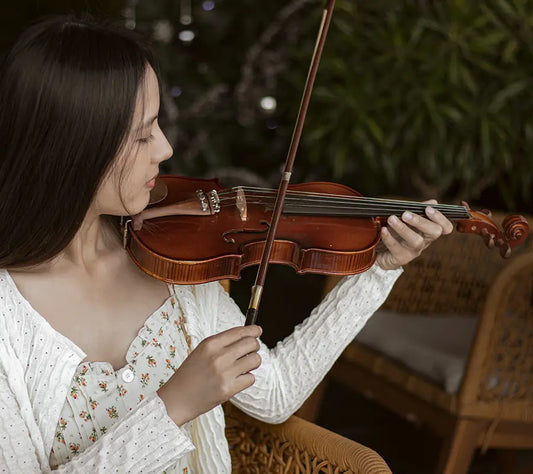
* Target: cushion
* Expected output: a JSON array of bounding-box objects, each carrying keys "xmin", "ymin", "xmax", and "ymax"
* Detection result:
[{"xmin": 356, "ymin": 310, "xmax": 478, "ymax": 393}]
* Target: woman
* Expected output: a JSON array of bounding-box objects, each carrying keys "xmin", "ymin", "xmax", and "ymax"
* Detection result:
[{"xmin": 0, "ymin": 15, "xmax": 453, "ymax": 473}]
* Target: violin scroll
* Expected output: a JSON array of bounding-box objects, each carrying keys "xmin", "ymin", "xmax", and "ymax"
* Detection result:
[{"xmin": 456, "ymin": 202, "xmax": 529, "ymax": 258}]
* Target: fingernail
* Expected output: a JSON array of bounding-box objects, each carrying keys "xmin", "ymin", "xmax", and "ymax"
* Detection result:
[
  {"xmin": 403, "ymin": 211, "xmax": 413, "ymax": 221},
  {"xmin": 390, "ymin": 215, "xmax": 399, "ymax": 224},
  {"xmin": 426, "ymin": 207, "xmax": 435, "ymax": 215}
]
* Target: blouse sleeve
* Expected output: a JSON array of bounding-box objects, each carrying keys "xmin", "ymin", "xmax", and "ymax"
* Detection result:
[
  {"xmin": 0, "ymin": 365, "xmax": 194, "ymax": 474},
  {"xmin": 215, "ymin": 265, "xmax": 402, "ymax": 423}
]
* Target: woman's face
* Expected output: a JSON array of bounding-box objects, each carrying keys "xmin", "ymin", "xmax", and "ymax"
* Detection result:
[{"xmin": 95, "ymin": 66, "xmax": 173, "ymax": 217}]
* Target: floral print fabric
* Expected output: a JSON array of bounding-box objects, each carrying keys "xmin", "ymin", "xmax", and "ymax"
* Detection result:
[{"xmin": 49, "ymin": 286, "xmax": 193, "ymax": 472}]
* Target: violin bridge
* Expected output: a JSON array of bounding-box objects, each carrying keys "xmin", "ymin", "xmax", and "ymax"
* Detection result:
[{"xmin": 236, "ymin": 186, "xmax": 247, "ymax": 221}]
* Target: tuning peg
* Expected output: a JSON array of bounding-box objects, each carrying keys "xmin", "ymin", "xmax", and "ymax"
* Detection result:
[
  {"xmin": 498, "ymin": 242, "xmax": 511, "ymax": 258},
  {"xmin": 481, "ymin": 228, "xmax": 495, "ymax": 249}
]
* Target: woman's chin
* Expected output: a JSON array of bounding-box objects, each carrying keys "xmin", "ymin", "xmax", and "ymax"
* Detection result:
[{"xmin": 127, "ymin": 196, "xmax": 151, "ymax": 217}]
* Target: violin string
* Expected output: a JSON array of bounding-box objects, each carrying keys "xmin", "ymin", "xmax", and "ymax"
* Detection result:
[
  {"xmin": 216, "ymin": 193, "xmax": 467, "ymax": 216},
  {"xmin": 216, "ymin": 189, "xmax": 459, "ymax": 209},
  {"xmin": 239, "ymin": 194, "xmax": 465, "ymax": 213},
  {"xmin": 216, "ymin": 197, "xmax": 466, "ymax": 218},
  {"xmin": 217, "ymin": 186, "xmax": 466, "ymax": 210},
  {"xmin": 241, "ymin": 200, "xmax": 467, "ymax": 218},
  {"xmin": 254, "ymin": 200, "xmax": 465, "ymax": 216},
  {"xmin": 216, "ymin": 194, "xmax": 464, "ymax": 213},
  {"xmin": 215, "ymin": 188, "xmax": 469, "ymax": 218},
  {"xmin": 216, "ymin": 185, "xmax": 456, "ymax": 207}
]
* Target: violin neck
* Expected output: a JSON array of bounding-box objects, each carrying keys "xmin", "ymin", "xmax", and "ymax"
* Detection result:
[
  {"xmin": 236, "ymin": 188, "xmax": 469, "ymax": 220},
  {"xmin": 218, "ymin": 187, "xmax": 470, "ymax": 220}
]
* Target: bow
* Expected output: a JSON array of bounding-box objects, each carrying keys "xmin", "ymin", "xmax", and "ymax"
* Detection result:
[{"xmin": 245, "ymin": 0, "xmax": 336, "ymax": 326}]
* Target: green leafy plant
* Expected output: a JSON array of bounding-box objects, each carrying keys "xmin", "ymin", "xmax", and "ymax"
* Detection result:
[{"xmin": 293, "ymin": 0, "xmax": 533, "ymax": 209}]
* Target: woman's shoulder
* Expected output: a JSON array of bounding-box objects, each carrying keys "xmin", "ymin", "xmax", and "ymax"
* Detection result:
[
  {"xmin": 0, "ymin": 269, "xmax": 30, "ymax": 356},
  {"xmin": 0, "ymin": 268, "xmax": 22, "ymax": 311},
  {"xmin": 0, "ymin": 268, "xmax": 11, "ymax": 288},
  {"xmin": 0, "ymin": 268, "xmax": 45, "ymax": 340}
]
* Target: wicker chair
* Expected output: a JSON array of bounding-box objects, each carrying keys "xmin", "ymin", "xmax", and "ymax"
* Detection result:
[
  {"xmin": 224, "ymin": 403, "xmax": 392, "ymax": 473},
  {"xmin": 316, "ymin": 214, "xmax": 533, "ymax": 474}
]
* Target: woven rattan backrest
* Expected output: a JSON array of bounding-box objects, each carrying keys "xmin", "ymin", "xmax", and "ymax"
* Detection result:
[
  {"xmin": 382, "ymin": 212, "xmax": 530, "ymax": 316},
  {"xmin": 459, "ymin": 250, "xmax": 533, "ymax": 420}
]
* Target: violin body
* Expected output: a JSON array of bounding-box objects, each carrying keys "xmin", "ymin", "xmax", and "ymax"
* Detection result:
[
  {"xmin": 124, "ymin": 175, "xmax": 529, "ymax": 285},
  {"xmin": 125, "ymin": 175, "xmax": 382, "ymax": 284}
]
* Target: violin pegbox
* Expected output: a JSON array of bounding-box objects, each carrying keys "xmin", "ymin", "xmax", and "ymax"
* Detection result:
[{"xmin": 455, "ymin": 201, "xmax": 529, "ymax": 258}]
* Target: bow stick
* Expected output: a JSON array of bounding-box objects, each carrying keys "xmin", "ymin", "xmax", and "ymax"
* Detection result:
[{"xmin": 244, "ymin": 0, "xmax": 336, "ymax": 326}]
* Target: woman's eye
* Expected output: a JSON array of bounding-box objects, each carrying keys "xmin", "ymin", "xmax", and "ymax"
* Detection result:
[{"xmin": 139, "ymin": 135, "xmax": 154, "ymax": 144}]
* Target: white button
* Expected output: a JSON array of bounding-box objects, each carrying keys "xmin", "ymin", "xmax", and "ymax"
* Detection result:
[{"xmin": 122, "ymin": 369, "xmax": 134, "ymax": 383}]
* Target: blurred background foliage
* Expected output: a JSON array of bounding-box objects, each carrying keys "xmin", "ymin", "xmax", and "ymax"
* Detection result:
[
  {"xmin": 2, "ymin": 0, "xmax": 533, "ymax": 211},
  {"xmin": 297, "ymin": 0, "xmax": 533, "ymax": 209}
]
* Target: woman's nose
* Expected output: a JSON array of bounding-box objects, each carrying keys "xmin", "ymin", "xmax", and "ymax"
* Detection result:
[{"xmin": 153, "ymin": 131, "xmax": 173, "ymax": 164}]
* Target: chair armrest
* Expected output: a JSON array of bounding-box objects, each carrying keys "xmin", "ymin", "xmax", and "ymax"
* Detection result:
[{"xmin": 224, "ymin": 403, "xmax": 392, "ymax": 473}]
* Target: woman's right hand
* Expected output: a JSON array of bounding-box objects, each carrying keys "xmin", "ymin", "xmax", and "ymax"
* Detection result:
[{"xmin": 157, "ymin": 325, "xmax": 262, "ymax": 426}]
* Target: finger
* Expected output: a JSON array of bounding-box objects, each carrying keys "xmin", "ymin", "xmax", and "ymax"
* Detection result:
[
  {"xmin": 388, "ymin": 215, "xmax": 425, "ymax": 252},
  {"xmin": 234, "ymin": 351, "xmax": 262, "ymax": 375},
  {"xmin": 233, "ymin": 372, "xmax": 255, "ymax": 394},
  {"xmin": 401, "ymin": 211, "xmax": 443, "ymax": 241},
  {"xmin": 225, "ymin": 336, "xmax": 261, "ymax": 361},
  {"xmin": 425, "ymin": 206, "xmax": 454, "ymax": 235},
  {"xmin": 380, "ymin": 226, "xmax": 413, "ymax": 262},
  {"xmin": 422, "ymin": 199, "xmax": 438, "ymax": 205},
  {"xmin": 208, "ymin": 325, "xmax": 262, "ymax": 349}
]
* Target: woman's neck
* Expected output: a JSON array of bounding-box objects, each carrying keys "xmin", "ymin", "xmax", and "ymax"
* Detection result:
[
  {"xmin": 56, "ymin": 213, "xmax": 123, "ymax": 270},
  {"xmin": 11, "ymin": 214, "xmax": 124, "ymax": 276}
]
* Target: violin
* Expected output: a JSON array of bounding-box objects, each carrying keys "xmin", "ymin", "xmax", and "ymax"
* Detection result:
[{"xmin": 122, "ymin": 175, "xmax": 530, "ymax": 285}]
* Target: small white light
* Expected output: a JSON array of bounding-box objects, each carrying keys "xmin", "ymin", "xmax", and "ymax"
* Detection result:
[
  {"xmin": 179, "ymin": 30, "xmax": 195, "ymax": 43},
  {"xmin": 180, "ymin": 15, "xmax": 192, "ymax": 25},
  {"xmin": 202, "ymin": 1, "xmax": 215, "ymax": 11},
  {"xmin": 260, "ymin": 96, "xmax": 277, "ymax": 112}
]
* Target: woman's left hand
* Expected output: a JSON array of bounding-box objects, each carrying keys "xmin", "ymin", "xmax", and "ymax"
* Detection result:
[{"xmin": 376, "ymin": 200, "xmax": 454, "ymax": 271}]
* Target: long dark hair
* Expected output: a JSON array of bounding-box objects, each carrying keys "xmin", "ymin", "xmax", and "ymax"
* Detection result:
[{"xmin": 0, "ymin": 15, "xmax": 156, "ymax": 268}]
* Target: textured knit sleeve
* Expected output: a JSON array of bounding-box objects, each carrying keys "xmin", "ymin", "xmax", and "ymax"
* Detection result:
[
  {"xmin": 0, "ymin": 365, "xmax": 195, "ymax": 474},
  {"xmin": 216, "ymin": 265, "xmax": 402, "ymax": 423}
]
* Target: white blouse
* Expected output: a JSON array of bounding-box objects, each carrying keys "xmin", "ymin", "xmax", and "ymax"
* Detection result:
[{"xmin": 0, "ymin": 265, "xmax": 401, "ymax": 473}]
